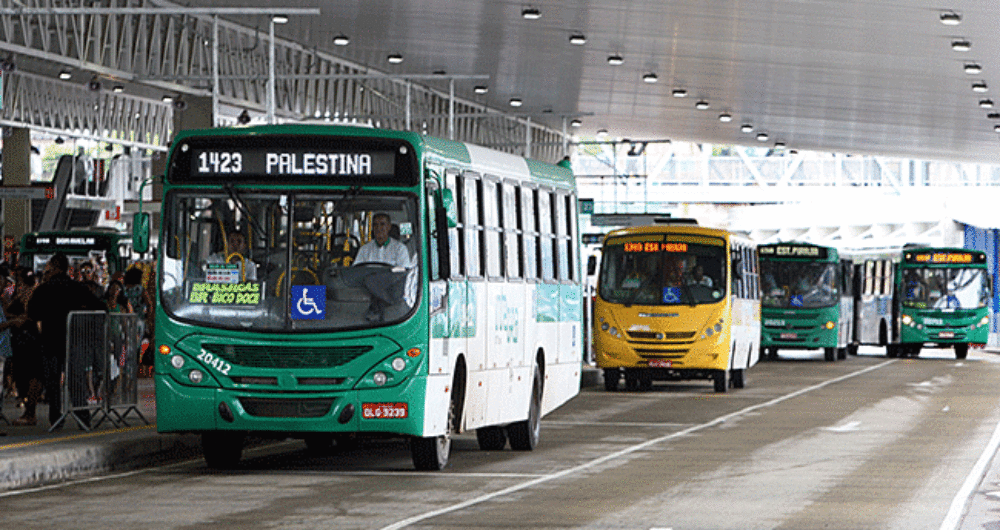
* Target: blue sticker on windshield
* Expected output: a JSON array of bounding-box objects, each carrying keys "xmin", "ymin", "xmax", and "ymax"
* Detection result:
[
  {"xmin": 662, "ymin": 287, "xmax": 682, "ymax": 304},
  {"xmin": 790, "ymin": 295, "xmax": 804, "ymax": 307},
  {"xmin": 291, "ymin": 285, "xmax": 326, "ymax": 320}
]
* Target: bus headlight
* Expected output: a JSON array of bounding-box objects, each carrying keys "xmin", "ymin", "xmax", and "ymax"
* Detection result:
[
  {"xmin": 981, "ymin": 316, "xmax": 990, "ymax": 327},
  {"xmin": 609, "ymin": 327, "xmax": 622, "ymax": 338},
  {"xmin": 188, "ymin": 370, "xmax": 204, "ymax": 383},
  {"xmin": 601, "ymin": 321, "xmax": 610, "ymax": 331},
  {"xmin": 902, "ymin": 315, "xmax": 912, "ymax": 326},
  {"xmin": 391, "ymin": 357, "xmax": 406, "ymax": 371},
  {"xmin": 373, "ymin": 372, "xmax": 388, "ymax": 386},
  {"xmin": 825, "ymin": 321, "xmax": 835, "ymax": 330},
  {"xmin": 171, "ymin": 355, "xmax": 185, "ymax": 369}
]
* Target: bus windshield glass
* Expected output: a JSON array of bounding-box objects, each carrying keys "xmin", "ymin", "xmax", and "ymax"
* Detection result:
[
  {"xmin": 599, "ymin": 236, "xmax": 726, "ymax": 306},
  {"xmin": 761, "ymin": 261, "xmax": 839, "ymax": 309},
  {"xmin": 161, "ymin": 189, "xmax": 420, "ymax": 331},
  {"xmin": 902, "ymin": 267, "xmax": 989, "ymax": 310}
]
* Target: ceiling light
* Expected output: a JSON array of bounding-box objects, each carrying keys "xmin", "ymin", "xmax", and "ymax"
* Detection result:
[
  {"xmin": 643, "ymin": 73, "xmax": 658, "ymax": 83},
  {"xmin": 387, "ymin": 54, "xmax": 403, "ymax": 64},
  {"xmin": 333, "ymin": 34, "xmax": 350, "ymax": 46},
  {"xmin": 964, "ymin": 63, "xmax": 982, "ymax": 74},
  {"xmin": 988, "ymin": 112, "xmax": 1000, "ymax": 120},
  {"xmin": 54, "ymin": 137, "xmax": 64, "ymax": 144},
  {"xmin": 718, "ymin": 113, "xmax": 733, "ymax": 122},
  {"xmin": 433, "ymin": 69, "xmax": 446, "ymax": 75},
  {"xmin": 596, "ymin": 129, "xmax": 609, "ymax": 138},
  {"xmin": 58, "ymin": 70, "xmax": 72, "ymax": 80},
  {"xmin": 271, "ymin": 14, "xmax": 289, "ymax": 24},
  {"xmin": 161, "ymin": 95, "xmax": 174, "ymax": 103},
  {"xmin": 695, "ymin": 100, "xmax": 709, "ymax": 110},
  {"xmin": 980, "ymin": 99, "xmax": 994, "ymax": 108},
  {"xmin": 756, "ymin": 132, "xmax": 769, "ymax": 142},
  {"xmin": 995, "ymin": 124, "xmax": 1000, "ymax": 133},
  {"xmin": 939, "ymin": 11, "xmax": 962, "ymax": 25},
  {"xmin": 569, "ymin": 34, "xmax": 586, "ymax": 45},
  {"xmin": 112, "ymin": 85, "xmax": 124, "ymax": 93},
  {"xmin": 741, "ymin": 124, "xmax": 754, "ymax": 133},
  {"xmin": 672, "ymin": 89, "xmax": 688, "ymax": 98},
  {"xmin": 237, "ymin": 109, "xmax": 252, "ymax": 125},
  {"xmin": 774, "ymin": 142, "xmax": 785, "ymax": 149},
  {"xmin": 952, "ymin": 39, "xmax": 971, "ymax": 52},
  {"xmin": 607, "ymin": 54, "xmax": 624, "ymax": 66},
  {"xmin": 474, "ymin": 85, "xmax": 488, "ymax": 94},
  {"xmin": 522, "ymin": 7, "xmax": 541, "ymax": 20},
  {"xmin": 570, "ymin": 119, "xmax": 582, "ymax": 127},
  {"xmin": 973, "ymin": 82, "xmax": 989, "ymax": 93},
  {"xmin": 509, "ymin": 97, "xmax": 523, "ymax": 107}
]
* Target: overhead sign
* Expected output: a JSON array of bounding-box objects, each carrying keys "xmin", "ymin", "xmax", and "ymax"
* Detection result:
[{"xmin": 905, "ymin": 251, "xmax": 983, "ymax": 264}]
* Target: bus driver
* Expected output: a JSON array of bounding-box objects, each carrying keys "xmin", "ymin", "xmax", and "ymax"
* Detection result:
[{"xmin": 344, "ymin": 213, "xmax": 414, "ymax": 322}]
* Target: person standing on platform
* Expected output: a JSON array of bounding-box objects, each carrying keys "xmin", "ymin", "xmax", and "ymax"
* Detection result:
[
  {"xmin": 8, "ymin": 269, "xmax": 40, "ymax": 427},
  {"xmin": 27, "ymin": 253, "xmax": 105, "ymax": 429}
]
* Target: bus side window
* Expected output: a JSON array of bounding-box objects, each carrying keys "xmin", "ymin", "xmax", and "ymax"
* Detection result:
[
  {"xmin": 553, "ymin": 191, "xmax": 569, "ymax": 281},
  {"xmin": 446, "ymin": 170, "xmax": 464, "ymax": 279},
  {"xmin": 482, "ymin": 177, "xmax": 502, "ymax": 279},
  {"xmin": 521, "ymin": 186, "xmax": 538, "ymax": 281},
  {"xmin": 463, "ymin": 172, "xmax": 482, "ymax": 278},
  {"xmin": 564, "ymin": 194, "xmax": 577, "ymax": 282},
  {"xmin": 537, "ymin": 189, "xmax": 554, "ymax": 281},
  {"xmin": 503, "ymin": 181, "xmax": 521, "ymax": 280}
]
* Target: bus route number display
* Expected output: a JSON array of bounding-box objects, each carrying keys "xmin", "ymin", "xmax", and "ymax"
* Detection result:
[
  {"xmin": 910, "ymin": 252, "xmax": 974, "ymax": 264},
  {"xmin": 191, "ymin": 149, "xmax": 395, "ymax": 177},
  {"xmin": 622, "ymin": 242, "xmax": 688, "ymax": 253},
  {"xmin": 759, "ymin": 245, "xmax": 827, "ymax": 259}
]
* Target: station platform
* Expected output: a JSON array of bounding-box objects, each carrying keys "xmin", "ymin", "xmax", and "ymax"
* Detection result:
[{"xmin": 0, "ymin": 365, "xmax": 603, "ymax": 493}]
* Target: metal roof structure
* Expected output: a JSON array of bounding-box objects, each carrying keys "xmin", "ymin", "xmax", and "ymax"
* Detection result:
[{"xmin": 1, "ymin": 0, "xmax": 998, "ymax": 165}]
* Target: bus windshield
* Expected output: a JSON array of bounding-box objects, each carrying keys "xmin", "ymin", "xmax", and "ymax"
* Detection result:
[
  {"xmin": 902, "ymin": 267, "xmax": 989, "ymax": 310},
  {"xmin": 598, "ymin": 238, "xmax": 726, "ymax": 306},
  {"xmin": 761, "ymin": 261, "xmax": 839, "ymax": 309},
  {"xmin": 161, "ymin": 189, "xmax": 420, "ymax": 331}
]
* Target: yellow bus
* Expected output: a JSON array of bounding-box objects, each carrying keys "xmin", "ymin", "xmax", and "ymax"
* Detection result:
[{"xmin": 593, "ymin": 224, "xmax": 761, "ymax": 392}]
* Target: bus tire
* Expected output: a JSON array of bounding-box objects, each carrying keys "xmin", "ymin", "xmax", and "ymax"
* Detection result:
[
  {"xmin": 886, "ymin": 344, "xmax": 899, "ymax": 358},
  {"xmin": 955, "ymin": 343, "xmax": 969, "ymax": 360},
  {"xmin": 623, "ymin": 369, "xmax": 639, "ymax": 391},
  {"xmin": 202, "ymin": 432, "xmax": 245, "ymax": 470},
  {"xmin": 476, "ymin": 426, "xmax": 507, "ymax": 451},
  {"xmin": 508, "ymin": 363, "xmax": 542, "ymax": 451},
  {"xmin": 638, "ymin": 370, "xmax": 653, "ymax": 391},
  {"xmin": 824, "ymin": 347, "xmax": 836, "ymax": 362},
  {"xmin": 603, "ymin": 368, "xmax": 621, "ymax": 391},
  {"xmin": 847, "ymin": 344, "xmax": 858, "ymax": 356},
  {"xmin": 766, "ymin": 347, "xmax": 779, "ymax": 361},
  {"xmin": 411, "ymin": 372, "xmax": 459, "ymax": 470},
  {"xmin": 837, "ymin": 347, "xmax": 847, "ymax": 360},
  {"xmin": 713, "ymin": 370, "xmax": 728, "ymax": 393},
  {"xmin": 731, "ymin": 368, "xmax": 745, "ymax": 389}
]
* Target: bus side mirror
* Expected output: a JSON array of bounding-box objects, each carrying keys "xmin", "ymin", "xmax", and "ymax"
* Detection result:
[
  {"xmin": 587, "ymin": 255, "xmax": 597, "ymax": 276},
  {"xmin": 439, "ymin": 189, "xmax": 458, "ymax": 228},
  {"xmin": 133, "ymin": 211, "xmax": 150, "ymax": 254}
]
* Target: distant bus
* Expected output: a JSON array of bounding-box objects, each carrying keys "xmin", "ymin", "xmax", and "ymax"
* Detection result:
[
  {"xmin": 849, "ymin": 246, "xmax": 991, "ymax": 359},
  {"xmin": 759, "ymin": 242, "xmax": 854, "ymax": 361},
  {"xmin": 151, "ymin": 124, "xmax": 582, "ymax": 470},
  {"xmin": 19, "ymin": 229, "xmax": 130, "ymax": 278},
  {"xmin": 593, "ymin": 224, "xmax": 761, "ymax": 392}
]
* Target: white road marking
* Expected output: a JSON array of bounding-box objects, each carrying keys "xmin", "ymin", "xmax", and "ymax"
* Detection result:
[
  {"xmin": 381, "ymin": 360, "xmax": 896, "ymax": 530},
  {"xmin": 823, "ymin": 420, "xmax": 862, "ymax": 433},
  {"xmin": 545, "ymin": 420, "xmax": 695, "ymax": 428},
  {"xmin": 939, "ymin": 407, "xmax": 1000, "ymax": 530}
]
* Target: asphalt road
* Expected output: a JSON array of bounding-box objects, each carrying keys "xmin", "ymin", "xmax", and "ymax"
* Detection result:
[{"xmin": 3, "ymin": 346, "xmax": 1000, "ymax": 530}]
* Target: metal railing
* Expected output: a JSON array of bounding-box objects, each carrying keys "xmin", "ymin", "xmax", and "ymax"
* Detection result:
[{"xmin": 53, "ymin": 311, "xmax": 149, "ymax": 432}]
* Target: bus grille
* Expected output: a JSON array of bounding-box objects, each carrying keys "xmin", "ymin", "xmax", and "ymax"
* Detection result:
[
  {"xmin": 237, "ymin": 397, "xmax": 334, "ymax": 418},
  {"xmin": 627, "ymin": 331, "xmax": 697, "ymax": 340},
  {"xmin": 203, "ymin": 344, "xmax": 374, "ymax": 369},
  {"xmin": 636, "ymin": 349, "xmax": 688, "ymax": 357}
]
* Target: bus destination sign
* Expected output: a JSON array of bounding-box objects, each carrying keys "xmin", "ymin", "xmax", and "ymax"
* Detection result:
[
  {"xmin": 907, "ymin": 251, "xmax": 980, "ymax": 264},
  {"xmin": 759, "ymin": 244, "xmax": 828, "ymax": 260},
  {"xmin": 191, "ymin": 149, "xmax": 395, "ymax": 178}
]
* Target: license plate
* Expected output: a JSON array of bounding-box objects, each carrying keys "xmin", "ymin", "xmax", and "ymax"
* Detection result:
[
  {"xmin": 938, "ymin": 331, "xmax": 955, "ymax": 339},
  {"xmin": 648, "ymin": 359, "xmax": 672, "ymax": 368},
  {"xmin": 362, "ymin": 402, "xmax": 408, "ymax": 419},
  {"xmin": 780, "ymin": 332, "xmax": 798, "ymax": 340}
]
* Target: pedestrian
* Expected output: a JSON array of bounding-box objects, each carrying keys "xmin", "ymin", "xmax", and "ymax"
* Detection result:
[
  {"xmin": 27, "ymin": 253, "xmax": 105, "ymax": 429},
  {"xmin": 0, "ymin": 268, "xmax": 12, "ymax": 436},
  {"xmin": 9, "ymin": 268, "xmax": 41, "ymax": 427},
  {"xmin": 78, "ymin": 261, "xmax": 105, "ymax": 300}
]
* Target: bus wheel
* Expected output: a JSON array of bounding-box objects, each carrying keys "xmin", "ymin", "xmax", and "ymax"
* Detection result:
[
  {"xmin": 638, "ymin": 370, "xmax": 653, "ymax": 391},
  {"xmin": 412, "ymin": 375, "xmax": 458, "ymax": 470},
  {"xmin": 955, "ymin": 343, "xmax": 969, "ymax": 360},
  {"xmin": 824, "ymin": 347, "xmax": 837, "ymax": 362},
  {"xmin": 202, "ymin": 432, "xmax": 245, "ymax": 470},
  {"xmin": 508, "ymin": 364, "xmax": 542, "ymax": 451},
  {"xmin": 766, "ymin": 347, "xmax": 779, "ymax": 361},
  {"xmin": 623, "ymin": 369, "xmax": 639, "ymax": 391},
  {"xmin": 476, "ymin": 426, "xmax": 507, "ymax": 451},
  {"xmin": 847, "ymin": 344, "xmax": 858, "ymax": 356},
  {"xmin": 837, "ymin": 347, "xmax": 847, "ymax": 360},
  {"xmin": 731, "ymin": 369, "xmax": 745, "ymax": 389},
  {"xmin": 886, "ymin": 344, "xmax": 899, "ymax": 358},
  {"xmin": 603, "ymin": 369, "xmax": 621, "ymax": 391},
  {"xmin": 713, "ymin": 370, "xmax": 729, "ymax": 393}
]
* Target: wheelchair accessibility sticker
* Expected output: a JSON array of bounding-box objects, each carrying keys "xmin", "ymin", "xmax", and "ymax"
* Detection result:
[
  {"xmin": 291, "ymin": 285, "xmax": 326, "ymax": 320},
  {"xmin": 662, "ymin": 287, "xmax": 682, "ymax": 304}
]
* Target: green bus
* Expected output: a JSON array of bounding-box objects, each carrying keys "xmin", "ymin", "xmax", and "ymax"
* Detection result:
[
  {"xmin": 891, "ymin": 247, "xmax": 990, "ymax": 358},
  {"xmin": 759, "ymin": 242, "xmax": 853, "ymax": 362},
  {"xmin": 19, "ymin": 229, "xmax": 131, "ymax": 278},
  {"xmin": 149, "ymin": 124, "xmax": 583, "ymax": 470}
]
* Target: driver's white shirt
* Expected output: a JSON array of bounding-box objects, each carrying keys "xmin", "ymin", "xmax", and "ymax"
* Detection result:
[{"xmin": 354, "ymin": 238, "xmax": 412, "ymax": 268}]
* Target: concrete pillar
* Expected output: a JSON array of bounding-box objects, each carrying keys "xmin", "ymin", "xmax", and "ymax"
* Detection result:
[{"xmin": 2, "ymin": 127, "xmax": 32, "ymax": 250}]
